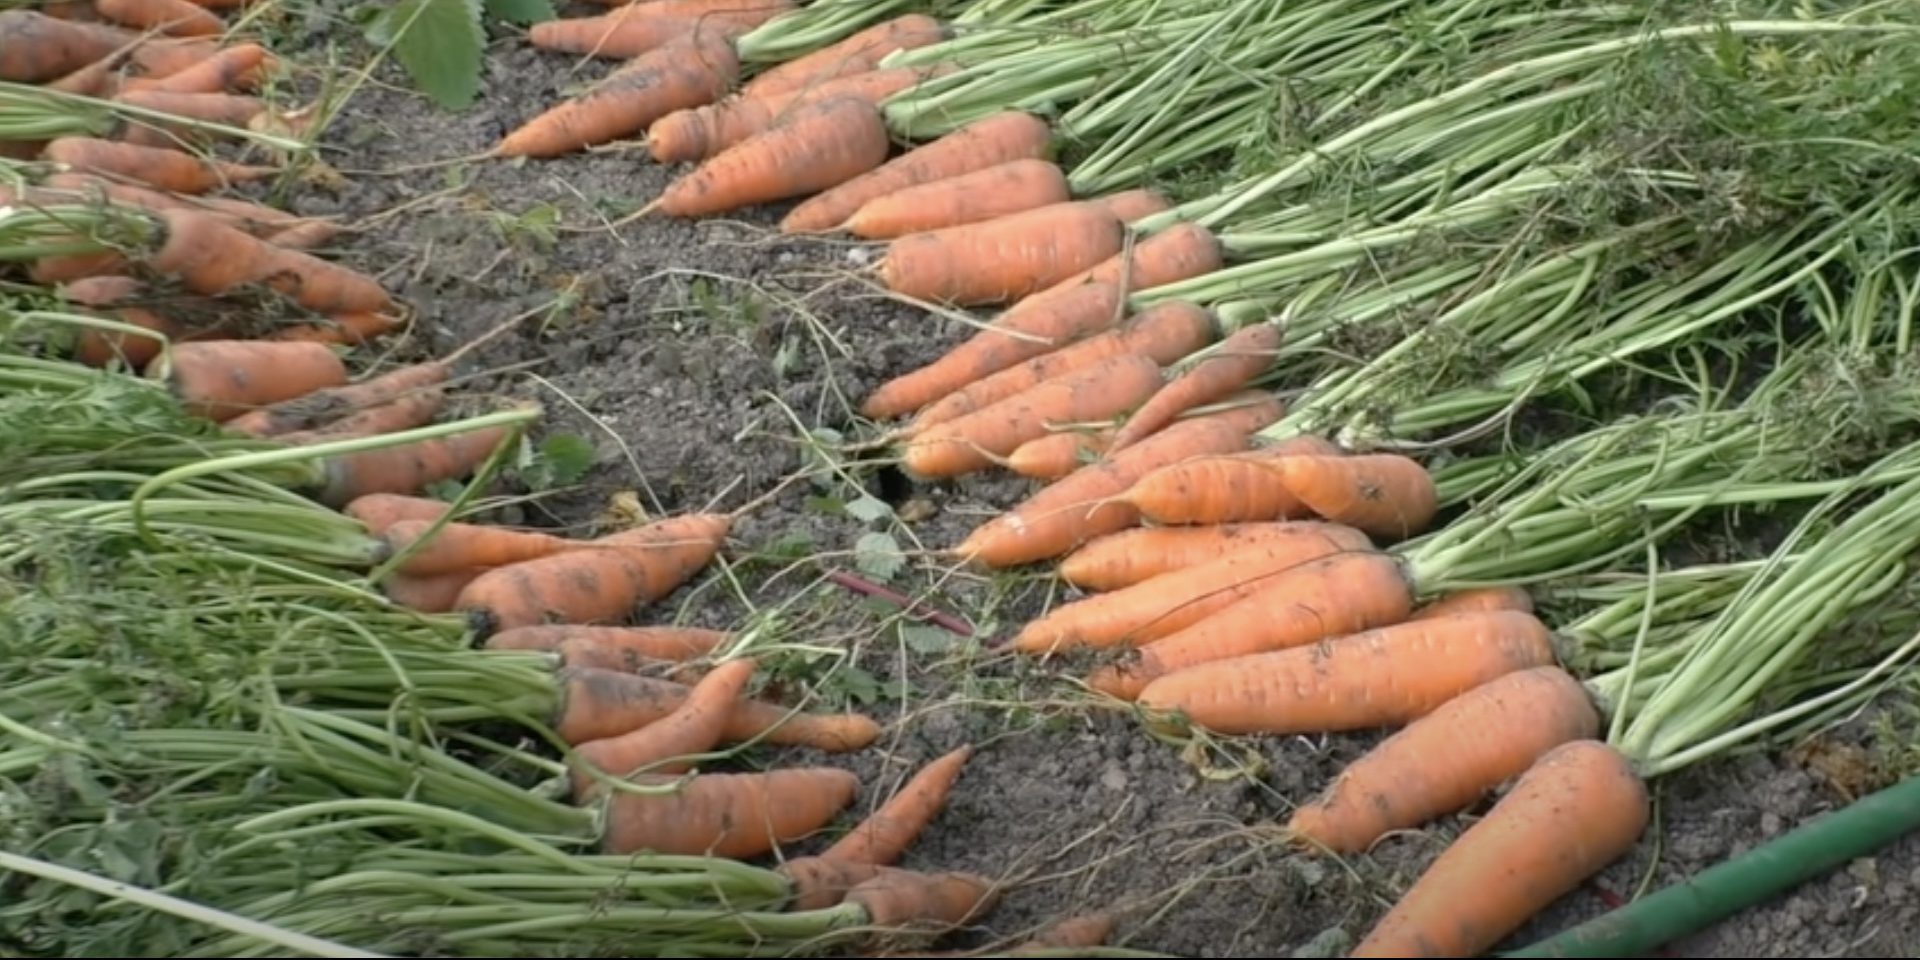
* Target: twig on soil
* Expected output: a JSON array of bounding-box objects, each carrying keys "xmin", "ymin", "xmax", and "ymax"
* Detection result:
[{"xmin": 825, "ymin": 568, "xmax": 974, "ymax": 637}]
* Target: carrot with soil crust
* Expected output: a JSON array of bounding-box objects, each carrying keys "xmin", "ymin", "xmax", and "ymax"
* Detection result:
[
  {"xmin": 1124, "ymin": 433, "xmax": 1343, "ymax": 525},
  {"xmin": 39, "ymin": 172, "xmax": 309, "ymax": 236},
  {"xmin": 879, "ymin": 201, "xmax": 1125, "ymax": 307},
  {"xmin": 1092, "ymin": 188, "xmax": 1172, "ymax": 224},
  {"xmin": 486, "ymin": 624, "xmax": 730, "ymax": 662},
  {"xmin": 343, "ymin": 492, "xmax": 453, "ymax": 535},
  {"xmin": 646, "ymin": 66, "xmax": 932, "ymax": 165},
  {"xmin": 92, "ymin": 0, "xmax": 223, "ymax": 36},
  {"xmin": 64, "ymin": 274, "xmax": 227, "ymax": 369},
  {"xmin": 380, "ymin": 568, "xmax": 485, "ymax": 614},
  {"xmin": 552, "ymin": 667, "xmax": 879, "ymax": 749},
  {"xmin": 741, "ymin": 14, "xmax": 947, "ymax": 100},
  {"xmin": 225, "ymin": 362, "xmax": 451, "ymax": 437},
  {"xmin": 901, "ymin": 352, "xmax": 1164, "ymax": 480},
  {"xmin": 455, "ymin": 512, "xmax": 731, "ymax": 635},
  {"xmin": 148, "ymin": 209, "xmax": 395, "ymax": 316},
  {"xmin": 778, "ymin": 111, "xmax": 1054, "ymax": 234},
  {"xmin": 275, "ymin": 390, "xmax": 445, "ymax": 445},
  {"xmin": 42, "ymin": 137, "xmax": 275, "ymax": 194},
  {"xmin": 1009, "ymin": 519, "xmax": 1374, "ymax": 655},
  {"xmin": 600, "ymin": 766, "xmax": 857, "ymax": 858},
  {"xmin": 317, "ymin": 424, "xmax": 516, "ymax": 507},
  {"xmin": 1007, "ymin": 428, "xmax": 1114, "ymax": 481},
  {"xmin": 380, "ymin": 515, "xmax": 573, "ymax": 577},
  {"xmin": 0, "ymin": 10, "xmax": 136, "ymax": 82},
  {"xmin": 1288, "ymin": 665, "xmax": 1598, "ymax": 857},
  {"xmin": 570, "ymin": 657, "xmax": 758, "ymax": 794},
  {"xmin": 844, "ymin": 158, "xmax": 1070, "ymax": 240},
  {"xmin": 649, "ymin": 96, "xmax": 890, "ymax": 219},
  {"xmin": 823, "ymin": 745, "xmax": 973, "ymax": 866},
  {"xmin": 495, "ymin": 27, "xmax": 740, "ymax": 159},
  {"xmin": 1058, "ymin": 521, "xmax": 1355, "ymax": 592},
  {"xmin": 1109, "ymin": 323, "xmax": 1282, "ymax": 453},
  {"xmin": 1350, "ymin": 739, "xmax": 1648, "ymax": 959},
  {"xmin": 120, "ymin": 41, "xmax": 270, "ymax": 93},
  {"xmin": 1411, "ymin": 584, "xmax": 1534, "ymax": 621},
  {"xmin": 144, "ymin": 339, "xmax": 346, "ymax": 422}
]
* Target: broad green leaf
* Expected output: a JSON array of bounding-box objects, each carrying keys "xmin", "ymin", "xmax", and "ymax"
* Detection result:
[
  {"xmin": 845, "ymin": 494, "xmax": 893, "ymax": 524},
  {"xmin": 854, "ymin": 531, "xmax": 905, "ymax": 582},
  {"xmin": 898, "ymin": 623, "xmax": 953, "ymax": 654},
  {"xmin": 369, "ymin": 0, "xmax": 485, "ymax": 111},
  {"xmin": 535, "ymin": 433, "xmax": 596, "ymax": 485},
  {"xmin": 485, "ymin": 0, "xmax": 554, "ymax": 24}
]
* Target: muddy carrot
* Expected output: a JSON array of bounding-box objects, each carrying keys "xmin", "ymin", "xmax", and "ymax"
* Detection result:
[
  {"xmin": 879, "ymin": 201, "xmax": 1125, "ymax": 306},
  {"xmin": 1109, "ymin": 323, "xmax": 1281, "ymax": 452},
  {"xmin": 1007, "ymin": 428, "xmax": 1114, "ymax": 481},
  {"xmin": 779, "ymin": 111, "xmax": 1054, "ymax": 233},
  {"xmin": 1010, "ymin": 520, "xmax": 1374, "ymax": 655},
  {"xmin": 571, "ymin": 657, "xmax": 759, "ymax": 794},
  {"xmin": 553, "ymin": 667, "xmax": 879, "ymax": 749},
  {"xmin": 0, "ymin": 10, "xmax": 134, "ymax": 82},
  {"xmin": 778, "ymin": 856, "xmax": 885, "ymax": 912},
  {"xmin": 65, "ymin": 274, "xmax": 226, "ymax": 369},
  {"xmin": 1124, "ymin": 434, "xmax": 1344, "ymax": 525},
  {"xmin": 845, "ymin": 869, "xmax": 999, "ymax": 932},
  {"xmin": 40, "ymin": 172, "xmax": 303, "ymax": 236},
  {"xmin": 600, "ymin": 766, "xmax": 857, "ymax": 858},
  {"xmin": 646, "ymin": 66, "xmax": 929, "ymax": 165},
  {"xmin": 1288, "ymin": 666, "xmax": 1599, "ymax": 857},
  {"xmin": 1058, "ymin": 521, "xmax": 1360, "ymax": 592},
  {"xmin": 486, "ymin": 624, "xmax": 731, "ymax": 662},
  {"xmin": 317, "ymin": 424, "xmax": 516, "ymax": 507},
  {"xmin": 148, "ymin": 209, "xmax": 394, "ymax": 316},
  {"xmin": 92, "ymin": 0, "xmax": 223, "ymax": 36},
  {"xmin": 1275, "ymin": 453, "xmax": 1439, "ymax": 541},
  {"xmin": 226, "ymin": 362, "xmax": 449, "ymax": 438},
  {"xmin": 119, "ymin": 41, "xmax": 269, "ymax": 93},
  {"xmin": 901, "ymin": 352, "xmax": 1164, "ymax": 480},
  {"xmin": 380, "ymin": 567, "xmax": 485, "ymax": 613},
  {"xmin": 824, "ymin": 745, "xmax": 973, "ymax": 865},
  {"xmin": 741, "ymin": 14, "xmax": 946, "ymax": 100},
  {"xmin": 652, "ymin": 95, "xmax": 889, "ymax": 218},
  {"xmin": 844, "ymin": 158, "xmax": 1071, "ymax": 240},
  {"xmin": 955, "ymin": 394, "xmax": 1284, "ymax": 569},
  {"xmin": 145, "ymin": 339, "xmax": 346, "ymax": 422},
  {"xmin": 343, "ymin": 492, "xmax": 451, "ymax": 535},
  {"xmin": 381, "ymin": 517, "xmax": 573, "ymax": 577},
  {"xmin": 1350, "ymin": 740, "xmax": 1648, "ymax": 958},
  {"xmin": 455, "ymin": 513, "xmax": 730, "ymax": 635},
  {"xmin": 1092, "ymin": 188, "xmax": 1172, "ymax": 224},
  {"xmin": 1410, "ymin": 585, "xmax": 1535, "ymax": 621},
  {"xmin": 42, "ymin": 136, "xmax": 274, "ymax": 194},
  {"xmin": 275, "ymin": 390, "xmax": 445, "ymax": 445},
  {"xmin": 495, "ymin": 27, "xmax": 740, "ymax": 159}
]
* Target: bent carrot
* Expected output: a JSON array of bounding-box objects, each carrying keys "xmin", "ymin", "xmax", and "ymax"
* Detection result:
[
  {"xmin": 779, "ymin": 111, "xmax": 1054, "ymax": 234},
  {"xmin": 779, "ymin": 856, "xmax": 885, "ymax": 912},
  {"xmin": 275, "ymin": 390, "xmax": 445, "ymax": 445},
  {"xmin": 600, "ymin": 767, "xmax": 857, "ymax": 858},
  {"xmin": 382, "ymin": 518, "xmax": 573, "ymax": 577},
  {"xmin": 225, "ymin": 362, "xmax": 450, "ymax": 438},
  {"xmin": 879, "ymin": 201, "xmax": 1125, "ymax": 306},
  {"xmin": 824, "ymin": 745, "xmax": 972, "ymax": 866},
  {"xmin": 381, "ymin": 568, "xmax": 485, "ymax": 613},
  {"xmin": 1350, "ymin": 740, "xmax": 1648, "ymax": 958},
  {"xmin": 344, "ymin": 493, "xmax": 452, "ymax": 535},
  {"xmin": 42, "ymin": 136, "xmax": 274, "ymax": 194},
  {"xmin": 844, "ymin": 158, "xmax": 1070, "ymax": 240},
  {"xmin": 652, "ymin": 95, "xmax": 889, "ymax": 218},
  {"xmin": 92, "ymin": 0, "xmax": 223, "ymax": 36},
  {"xmin": 1010, "ymin": 520, "xmax": 1374, "ymax": 655},
  {"xmin": 1109, "ymin": 323, "xmax": 1281, "ymax": 452},
  {"xmin": 741, "ymin": 14, "xmax": 947, "ymax": 100},
  {"xmin": 1275, "ymin": 453, "xmax": 1439, "ymax": 541},
  {"xmin": 486, "ymin": 624, "xmax": 731, "ymax": 662},
  {"xmin": 1092, "ymin": 188, "xmax": 1171, "ymax": 224},
  {"xmin": 528, "ymin": 4, "xmax": 785, "ymax": 59},
  {"xmin": 119, "ymin": 41, "xmax": 269, "ymax": 93},
  {"xmin": 1411, "ymin": 585, "xmax": 1535, "ymax": 621},
  {"xmin": 553, "ymin": 667, "xmax": 878, "ymax": 749},
  {"xmin": 145, "ymin": 339, "xmax": 346, "ymax": 422},
  {"xmin": 571, "ymin": 657, "xmax": 758, "ymax": 794},
  {"xmin": 1288, "ymin": 666, "xmax": 1599, "ymax": 857},
  {"xmin": 455, "ymin": 513, "xmax": 731, "ymax": 635},
  {"xmin": 647, "ymin": 66, "xmax": 931, "ymax": 165},
  {"xmin": 846, "ymin": 869, "xmax": 999, "ymax": 933},
  {"xmin": 495, "ymin": 27, "xmax": 739, "ymax": 159},
  {"xmin": 0, "ymin": 10, "xmax": 133, "ymax": 82},
  {"xmin": 1059, "ymin": 521, "xmax": 1363, "ymax": 592},
  {"xmin": 1007, "ymin": 428, "xmax": 1115, "ymax": 481},
  {"xmin": 1124, "ymin": 434, "xmax": 1343, "ymax": 525},
  {"xmin": 317, "ymin": 424, "xmax": 516, "ymax": 507},
  {"xmin": 901, "ymin": 352, "xmax": 1164, "ymax": 480}
]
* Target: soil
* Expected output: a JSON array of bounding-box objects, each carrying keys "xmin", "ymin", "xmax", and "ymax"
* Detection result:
[{"xmin": 275, "ymin": 13, "xmax": 1920, "ymax": 959}]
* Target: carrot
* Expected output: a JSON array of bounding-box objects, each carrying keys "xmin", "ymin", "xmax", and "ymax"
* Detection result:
[
  {"xmin": 343, "ymin": 492, "xmax": 451, "ymax": 535},
  {"xmin": 1020, "ymin": 913, "xmax": 1115, "ymax": 949},
  {"xmin": 455, "ymin": 513, "xmax": 730, "ymax": 635},
  {"xmin": 265, "ymin": 219, "xmax": 345, "ymax": 252},
  {"xmin": 600, "ymin": 766, "xmax": 857, "ymax": 858},
  {"xmin": 1048, "ymin": 221, "xmax": 1224, "ymax": 296},
  {"xmin": 381, "ymin": 517, "xmax": 573, "ymax": 577},
  {"xmin": 1007, "ymin": 428, "xmax": 1114, "ymax": 481},
  {"xmin": 578, "ymin": 0, "xmax": 787, "ymax": 15},
  {"xmin": 1058, "ymin": 521, "xmax": 1361, "ymax": 593},
  {"xmin": 1123, "ymin": 434, "xmax": 1344, "ymax": 525},
  {"xmin": 741, "ymin": 14, "xmax": 947, "ymax": 100},
  {"xmin": 1350, "ymin": 740, "xmax": 1648, "ymax": 958},
  {"xmin": 1410, "ymin": 585, "xmax": 1535, "ymax": 621},
  {"xmin": 955, "ymin": 394, "xmax": 1285, "ymax": 569},
  {"xmin": 1273, "ymin": 453, "xmax": 1439, "ymax": 541},
  {"xmin": 145, "ymin": 339, "xmax": 346, "ymax": 422},
  {"xmin": 494, "ymin": 27, "xmax": 739, "ymax": 159},
  {"xmin": 114, "ymin": 90, "xmax": 265, "ymax": 148},
  {"xmin": 224, "ymin": 361, "xmax": 450, "ymax": 437},
  {"xmin": 527, "ymin": 5, "xmax": 783, "ymax": 60},
  {"xmin": 553, "ymin": 667, "xmax": 879, "ymax": 750},
  {"xmin": 879, "ymin": 201, "xmax": 1125, "ymax": 306},
  {"xmin": 276, "ymin": 390, "xmax": 445, "ymax": 445},
  {"xmin": 317, "ymin": 424, "xmax": 516, "ymax": 508},
  {"xmin": 845, "ymin": 869, "xmax": 998, "ymax": 932},
  {"xmin": 908, "ymin": 300, "xmax": 1217, "ymax": 435},
  {"xmin": 1109, "ymin": 324, "xmax": 1281, "ymax": 452},
  {"xmin": 1086, "ymin": 548, "xmax": 1415, "ymax": 699},
  {"xmin": 485, "ymin": 624, "xmax": 731, "ymax": 662},
  {"xmin": 778, "ymin": 856, "xmax": 886, "ymax": 912},
  {"xmin": 42, "ymin": 1, "xmax": 102, "ymax": 20},
  {"xmin": 571, "ymin": 657, "xmax": 758, "ymax": 794},
  {"xmin": 92, "ymin": 0, "xmax": 223, "ymax": 36},
  {"xmin": 844, "ymin": 158, "xmax": 1070, "ymax": 240},
  {"xmin": 1010, "ymin": 520, "xmax": 1374, "ymax": 655},
  {"xmin": 778, "ymin": 111, "xmax": 1054, "ymax": 234},
  {"xmin": 1092, "ymin": 188, "xmax": 1171, "ymax": 224},
  {"xmin": 646, "ymin": 66, "xmax": 932, "ymax": 165},
  {"xmin": 147, "ymin": 209, "xmax": 395, "ymax": 316},
  {"xmin": 42, "ymin": 137, "xmax": 274, "ymax": 195},
  {"xmin": 901, "ymin": 352, "xmax": 1164, "ymax": 480},
  {"xmin": 30, "ymin": 251, "xmax": 131, "ymax": 286},
  {"xmin": 47, "ymin": 56, "xmax": 121, "ymax": 95},
  {"xmin": 65, "ymin": 274, "xmax": 227, "ymax": 369},
  {"xmin": 269, "ymin": 312, "xmax": 403, "ymax": 347},
  {"xmin": 380, "ymin": 568, "xmax": 485, "ymax": 614},
  {"xmin": 119, "ymin": 42, "xmax": 269, "ymax": 93},
  {"xmin": 40, "ymin": 172, "xmax": 306, "ymax": 236},
  {"xmin": 824, "ymin": 745, "xmax": 972, "ymax": 866},
  {"xmin": 0, "ymin": 10, "xmax": 134, "ymax": 82},
  {"xmin": 651, "ymin": 95, "xmax": 890, "ymax": 218},
  {"xmin": 1288, "ymin": 666, "xmax": 1599, "ymax": 857}
]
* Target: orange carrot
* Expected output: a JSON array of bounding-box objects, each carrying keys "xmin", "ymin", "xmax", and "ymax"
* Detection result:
[
  {"xmin": 1123, "ymin": 434, "xmax": 1344, "ymax": 525},
  {"xmin": 1006, "ymin": 427, "xmax": 1114, "ymax": 481},
  {"xmin": 123, "ymin": 37, "xmax": 219, "ymax": 78},
  {"xmin": 1047, "ymin": 221, "xmax": 1224, "ymax": 296},
  {"xmin": 1288, "ymin": 666, "xmax": 1599, "ymax": 856},
  {"xmin": 495, "ymin": 27, "xmax": 739, "ymax": 159},
  {"xmin": 778, "ymin": 856, "xmax": 885, "ymax": 912},
  {"xmin": 1091, "ymin": 188, "xmax": 1171, "ymax": 224},
  {"xmin": 878, "ymin": 201, "xmax": 1125, "ymax": 306},
  {"xmin": 571, "ymin": 657, "xmax": 758, "ymax": 793},
  {"xmin": 269, "ymin": 312, "xmax": 403, "ymax": 347},
  {"xmin": 779, "ymin": 111, "xmax": 1054, "ymax": 234},
  {"xmin": 527, "ymin": 6, "xmax": 778, "ymax": 59},
  {"xmin": 553, "ymin": 667, "xmax": 879, "ymax": 749},
  {"xmin": 30, "ymin": 251, "xmax": 128, "ymax": 286},
  {"xmin": 1350, "ymin": 740, "xmax": 1648, "ymax": 958},
  {"xmin": 600, "ymin": 767, "xmax": 857, "ymax": 858},
  {"xmin": 224, "ymin": 361, "xmax": 450, "ymax": 437},
  {"xmin": 1109, "ymin": 324, "xmax": 1281, "ymax": 452},
  {"xmin": 955, "ymin": 394, "xmax": 1284, "ymax": 569},
  {"xmin": 317, "ymin": 424, "xmax": 516, "ymax": 507},
  {"xmin": 908, "ymin": 300, "xmax": 1217, "ymax": 434},
  {"xmin": 901, "ymin": 352, "xmax": 1164, "ymax": 480},
  {"xmin": 265, "ymin": 219, "xmax": 344, "ymax": 251},
  {"xmin": 65, "ymin": 274, "xmax": 227, "ymax": 369},
  {"xmin": 844, "ymin": 158, "xmax": 1070, "ymax": 240},
  {"xmin": 114, "ymin": 90, "xmax": 265, "ymax": 148},
  {"xmin": 741, "ymin": 14, "xmax": 947, "ymax": 100},
  {"xmin": 1274, "ymin": 453, "xmax": 1439, "ymax": 541},
  {"xmin": 47, "ymin": 56, "xmax": 121, "ymax": 96},
  {"xmin": 1410, "ymin": 585, "xmax": 1535, "ymax": 621},
  {"xmin": 1058, "ymin": 520, "xmax": 1365, "ymax": 592},
  {"xmin": 486, "ymin": 624, "xmax": 731, "ymax": 662},
  {"xmin": 0, "ymin": 10, "xmax": 134, "ymax": 82},
  {"xmin": 646, "ymin": 66, "xmax": 932, "ymax": 165},
  {"xmin": 382, "ymin": 517, "xmax": 574, "ymax": 577},
  {"xmin": 381, "ymin": 568, "xmax": 485, "ymax": 613},
  {"xmin": 119, "ymin": 40, "xmax": 269, "ymax": 93},
  {"xmin": 1010, "ymin": 520, "xmax": 1374, "ymax": 655},
  {"xmin": 92, "ymin": 0, "xmax": 223, "ymax": 36},
  {"xmin": 145, "ymin": 339, "xmax": 346, "ymax": 422},
  {"xmin": 343, "ymin": 492, "xmax": 451, "ymax": 535},
  {"xmin": 40, "ymin": 172, "xmax": 306, "ymax": 236},
  {"xmin": 42, "ymin": 1, "xmax": 102, "ymax": 20},
  {"xmin": 1134, "ymin": 609, "xmax": 1558, "ymax": 733},
  {"xmin": 147, "ymin": 209, "xmax": 395, "ymax": 316},
  {"xmin": 845, "ymin": 869, "xmax": 999, "ymax": 932},
  {"xmin": 652, "ymin": 95, "xmax": 889, "ymax": 218},
  {"xmin": 1019, "ymin": 914, "xmax": 1115, "ymax": 949},
  {"xmin": 455, "ymin": 513, "xmax": 731, "ymax": 635},
  {"xmin": 42, "ymin": 136, "xmax": 274, "ymax": 194},
  {"xmin": 275, "ymin": 390, "xmax": 445, "ymax": 445},
  {"xmin": 824, "ymin": 745, "xmax": 972, "ymax": 865}
]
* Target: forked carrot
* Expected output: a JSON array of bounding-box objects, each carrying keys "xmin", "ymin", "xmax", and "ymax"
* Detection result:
[
  {"xmin": 1349, "ymin": 740, "xmax": 1648, "ymax": 958},
  {"xmin": 1059, "ymin": 521, "xmax": 1366, "ymax": 592},
  {"xmin": 0, "ymin": 10, "xmax": 134, "ymax": 81},
  {"xmin": 1410, "ymin": 585, "xmax": 1535, "ymax": 621},
  {"xmin": 1009, "ymin": 520, "xmax": 1373, "ymax": 655},
  {"xmin": 900, "ymin": 352, "xmax": 1164, "ymax": 480},
  {"xmin": 225, "ymin": 362, "xmax": 451, "ymax": 437},
  {"xmin": 42, "ymin": 136, "xmax": 274, "ymax": 194},
  {"xmin": 380, "ymin": 568, "xmax": 485, "ymax": 614},
  {"xmin": 1132, "ymin": 609, "xmax": 1556, "ymax": 730},
  {"xmin": 317, "ymin": 424, "xmax": 516, "ymax": 507},
  {"xmin": 823, "ymin": 745, "xmax": 973, "ymax": 866},
  {"xmin": 1108, "ymin": 323, "xmax": 1281, "ymax": 452},
  {"xmin": 570, "ymin": 657, "xmax": 759, "ymax": 794},
  {"xmin": 647, "ymin": 66, "xmax": 936, "ymax": 165},
  {"xmin": 1006, "ymin": 428, "xmax": 1114, "ymax": 481},
  {"xmin": 1288, "ymin": 666, "xmax": 1599, "ymax": 856},
  {"xmin": 878, "ymin": 201, "xmax": 1125, "ymax": 306},
  {"xmin": 495, "ymin": 27, "xmax": 740, "ymax": 159},
  {"xmin": 1273, "ymin": 453, "xmax": 1438, "ymax": 540},
  {"xmin": 274, "ymin": 390, "xmax": 445, "ymax": 446},
  {"xmin": 599, "ymin": 767, "xmax": 858, "ymax": 857},
  {"xmin": 741, "ymin": 14, "xmax": 947, "ymax": 100},
  {"xmin": 92, "ymin": 0, "xmax": 223, "ymax": 37},
  {"xmin": 553, "ymin": 667, "xmax": 879, "ymax": 749},
  {"xmin": 527, "ymin": 4, "xmax": 784, "ymax": 59},
  {"xmin": 381, "ymin": 517, "xmax": 573, "ymax": 577},
  {"xmin": 1124, "ymin": 434, "xmax": 1343, "ymax": 525},
  {"xmin": 651, "ymin": 96, "xmax": 889, "ymax": 219},
  {"xmin": 485, "ymin": 624, "xmax": 731, "ymax": 662},
  {"xmin": 843, "ymin": 158, "xmax": 1070, "ymax": 240},
  {"xmin": 455, "ymin": 513, "xmax": 731, "ymax": 635},
  {"xmin": 779, "ymin": 111, "xmax": 1054, "ymax": 233},
  {"xmin": 1091, "ymin": 188, "xmax": 1171, "ymax": 224},
  {"xmin": 145, "ymin": 339, "xmax": 346, "ymax": 422},
  {"xmin": 343, "ymin": 492, "xmax": 451, "ymax": 535}
]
